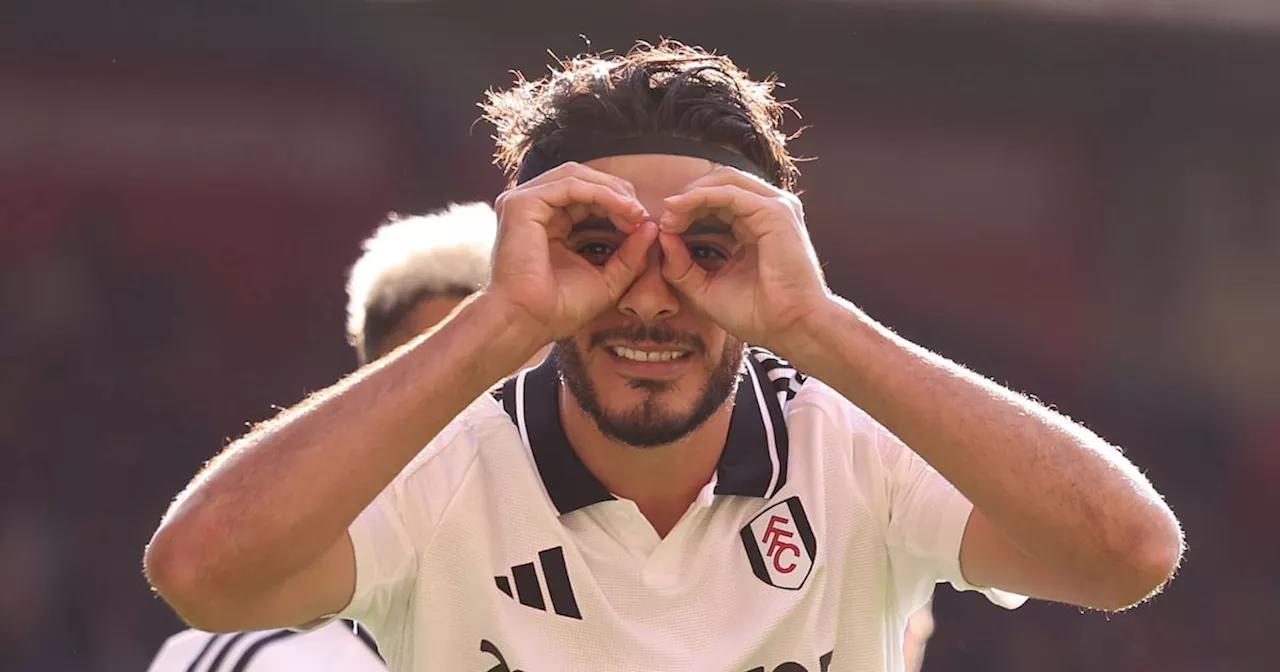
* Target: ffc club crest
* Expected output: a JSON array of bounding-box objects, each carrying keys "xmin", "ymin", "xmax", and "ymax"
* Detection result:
[{"xmin": 740, "ymin": 496, "xmax": 817, "ymax": 590}]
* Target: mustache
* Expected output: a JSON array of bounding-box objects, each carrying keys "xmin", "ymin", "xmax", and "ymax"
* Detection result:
[{"xmin": 589, "ymin": 325, "xmax": 706, "ymax": 354}]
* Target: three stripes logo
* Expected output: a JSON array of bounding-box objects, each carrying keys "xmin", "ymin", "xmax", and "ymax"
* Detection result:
[{"xmin": 494, "ymin": 546, "xmax": 582, "ymax": 620}]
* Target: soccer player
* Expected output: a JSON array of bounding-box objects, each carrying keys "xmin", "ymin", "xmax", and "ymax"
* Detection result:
[
  {"xmin": 146, "ymin": 203, "xmax": 516, "ymax": 671},
  {"xmin": 344, "ymin": 203, "xmax": 509, "ymax": 366},
  {"xmin": 144, "ymin": 41, "xmax": 1183, "ymax": 671}
]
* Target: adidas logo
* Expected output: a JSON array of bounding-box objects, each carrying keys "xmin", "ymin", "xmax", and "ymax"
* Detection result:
[{"xmin": 494, "ymin": 546, "xmax": 582, "ymax": 620}]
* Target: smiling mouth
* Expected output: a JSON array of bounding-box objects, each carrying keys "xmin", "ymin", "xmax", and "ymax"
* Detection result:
[{"xmin": 608, "ymin": 346, "xmax": 693, "ymax": 363}]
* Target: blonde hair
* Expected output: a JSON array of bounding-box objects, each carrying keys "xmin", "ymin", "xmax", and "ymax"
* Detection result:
[{"xmin": 345, "ymin": 202, "xmax": 497, "ymax": 362}]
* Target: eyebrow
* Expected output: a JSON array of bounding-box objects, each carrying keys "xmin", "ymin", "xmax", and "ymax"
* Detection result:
[
  {"xmin": 569, "ymin": 218, "xmax": 618, "ymax": 234},
  {"xmin": 568, "ymin": 217, "xmax": 732, "ymax": 236}
]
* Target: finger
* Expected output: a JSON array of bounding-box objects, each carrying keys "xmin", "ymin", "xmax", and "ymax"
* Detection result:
[
  {"xmin": 669, "ymin": 165, "xmax": 804, "ymax": 228},
  {"xmin": 657, "ymin": 231, "xmax": 709, "ymax": 299},
  {"xmin": 680, "ymin": 164, "xmax": 781, "ymax": 199},
  {"xmin": 524, "ymin": 178, "xmax": 649, "ymax": 235},
  {"xmin": 659, "ymin": 185, "xmax": 779, "ymax": 243},
  {"xmin": 563, "ymin": 201, "xmax": 639, "ymax": 236},
  {"xmin": 516, "ymin": 161, "xmax": 639, "ymax": 200},
  {"xmin": 600, "ymin": 220, "xmax": 659, "ymax": 300}
]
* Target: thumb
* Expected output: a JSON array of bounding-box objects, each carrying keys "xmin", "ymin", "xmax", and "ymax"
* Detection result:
[
  {"xmin": 600, "ymin": 220, "xmax": 659, "ymax": 301},
  {"xmin": 658, "ymin": 232, "xmax": 709, "ymax": 302}
]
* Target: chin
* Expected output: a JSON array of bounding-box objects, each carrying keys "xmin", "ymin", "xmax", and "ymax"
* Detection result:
[{"xmin": 561, "ymin": 349, "xmax": 740, "ymax": 449}]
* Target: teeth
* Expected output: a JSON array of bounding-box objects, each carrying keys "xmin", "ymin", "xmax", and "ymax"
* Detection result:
[{"xmin": 610, "ymin": 346, "xmax": 687, "ymax": 362}]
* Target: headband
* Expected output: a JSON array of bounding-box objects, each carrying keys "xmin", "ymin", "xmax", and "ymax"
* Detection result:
[{"xmin": 515, "ymin": 134, "xmax": 771, "ymax": 185}]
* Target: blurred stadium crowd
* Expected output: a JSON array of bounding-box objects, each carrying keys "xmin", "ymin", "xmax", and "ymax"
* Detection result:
[{"xmin": 1, "ymin": 2, "xmax": 1278, "ymax": 670}]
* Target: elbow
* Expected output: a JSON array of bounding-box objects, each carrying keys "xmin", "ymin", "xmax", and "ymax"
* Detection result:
[
  {"xmin": 144, "ymin": 525, "xmax": 245, "ymax": 633},
  {"xmin": 1094, "ymin": 510, "xmax": 1185, "ymax": 611}
]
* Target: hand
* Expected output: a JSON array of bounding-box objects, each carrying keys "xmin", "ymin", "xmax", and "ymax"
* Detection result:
[
  {"xmin": 657, "ymin": 167, "xmax": 830, "ymax": 353},
  {"xmin": 489, "ymin": 162, "xmax": 659, "ymax": 345}
]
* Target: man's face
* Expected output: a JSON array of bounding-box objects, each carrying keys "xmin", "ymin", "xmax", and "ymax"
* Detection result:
[{"xmin": 555, "ymin": 155, "xmax": 746, "ymax": 448}]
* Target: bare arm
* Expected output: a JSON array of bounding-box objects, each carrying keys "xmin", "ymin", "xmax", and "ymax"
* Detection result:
[
  {"xmin": 653, "ymin": 168, "xmax": 1181, "ymax": 610},
  {"xmin": 144, "ymin": 160, "xmax": 654, "ymax": 632},
  {"xmin": 143, "ymin": 293, "xmax": 541, "ymax": 631},
  {"xmin": 782, "ymin": 296, "xmax": 1183, "ymax": 611}
]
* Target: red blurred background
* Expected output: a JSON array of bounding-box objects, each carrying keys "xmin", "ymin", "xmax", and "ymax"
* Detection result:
[{"xmin": 1, "ymin": 1, "xmax": 1277, "ymax": 670}]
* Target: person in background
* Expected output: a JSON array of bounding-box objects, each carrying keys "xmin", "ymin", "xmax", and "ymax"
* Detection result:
[{"xmin": 347, "ymin": 202, "xmax": 504, "ymax": 366}]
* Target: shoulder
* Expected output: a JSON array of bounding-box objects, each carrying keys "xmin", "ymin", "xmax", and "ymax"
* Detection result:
[
  {"xmin": 391, "ymin": 391, "xmax": 515, "ymax": 488},
  {"xmin": 248, "ymin": 622, "xmax": 385, "ymax": 670},
  {"xmin": 749, "ymin": 348, "xmax": 894, "ymax": 471},
  {"xmin": 148, "ymin": 628, "xmax": 327, "ymax": 672},
  {"xmin": 748, "ymin": 348, "xmax": 875, "ymax": 434},
  {"xmin": 374, "ymin": 390, "xmax": 519, "ymax": 525},
  {"xmin": 148, "ymin": 628, "xmax": 216, "ymax": 671}
]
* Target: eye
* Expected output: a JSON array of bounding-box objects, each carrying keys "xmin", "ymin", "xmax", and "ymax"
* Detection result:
[
  {"xmin": 689, "ymin": 243, "xmax": 730, "ymax": 271},
  {"xmin": 576, "ymin": 240, "xmax": 617, "ymax": 266}
]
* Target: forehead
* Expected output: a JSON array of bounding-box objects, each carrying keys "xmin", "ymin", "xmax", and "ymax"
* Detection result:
[{"xmin": 584, "ymin": 154, "xmax": 718, "ymax": 199}]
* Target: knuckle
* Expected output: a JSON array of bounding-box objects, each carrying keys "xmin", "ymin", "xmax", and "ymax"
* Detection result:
[
  {"xmin": 496, "ymin": 186, "xmax": 531, "ymax": 207},
  {"xmin": 493, "ymin": 191, "xmax": 518, "ymax": 216},
  {"xmin": 771, "ymin": 195, "xmax": 797, "ymax": 213},
  {"xmin": 544, "ymin": 161, "xmax": 583, "ymax": 178},
  {"xmin": 562, "ymin": 176, "xmax": 597, "ymax": 195}
]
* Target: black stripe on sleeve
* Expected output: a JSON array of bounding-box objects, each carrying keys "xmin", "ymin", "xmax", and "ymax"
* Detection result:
[
  {"xmin": 183, "ymin": 633, "xmax": 221, "ymax": 672},
  {"xmin": 202, "ymin": 632, "xmax": 248, "ymax": 672},
  {"xmin": 226, "ymin": 630, "xmax": 298, "ymax": 672}
]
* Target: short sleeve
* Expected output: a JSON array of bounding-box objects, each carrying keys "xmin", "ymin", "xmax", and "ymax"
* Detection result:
[
  {"xmin": 313, "ymin": 416, "xmax": 481, "ymax": 641},
  {"xmin": 879, "ymin": 427, "xmax": 1027, "ymax": 612},
  {"xmin": 339, "ymin": 487, "xmax": 420, "ymax": 632}
]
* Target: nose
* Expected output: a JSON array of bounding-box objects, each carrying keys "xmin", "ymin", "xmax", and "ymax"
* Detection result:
[{"xmin": 616, "ymin": 241, "xmax": 679, "ymax": 323}]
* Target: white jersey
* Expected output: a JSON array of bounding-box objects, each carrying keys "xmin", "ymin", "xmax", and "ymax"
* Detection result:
[
  {"xmin": 331, "ymin": 349, "xmax": 1025, "ymax": 671},
  {"xmin": 148, "ymin": 620, "xmax": 384, "ymax": 672}
]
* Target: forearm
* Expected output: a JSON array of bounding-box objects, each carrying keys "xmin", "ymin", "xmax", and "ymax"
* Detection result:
[
  {"xmin": 146, "ymin": 293, "xmax": 540, "ymax": 602},
  {"xmin": 782, "ymin": 297, "xmax": 1181, "ymax": 588}
]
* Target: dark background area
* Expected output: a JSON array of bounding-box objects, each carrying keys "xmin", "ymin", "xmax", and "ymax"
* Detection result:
[{"xmin": 1, "ymin": 1, "xmax": 1277, "ymax": 670}]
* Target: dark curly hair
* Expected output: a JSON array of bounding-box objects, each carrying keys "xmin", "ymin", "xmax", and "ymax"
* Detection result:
[{"xmin": 481, "ymin": 39, "xmax": 804, "ymax": 191}]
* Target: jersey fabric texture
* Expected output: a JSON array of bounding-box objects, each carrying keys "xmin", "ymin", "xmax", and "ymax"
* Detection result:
[
  {"xmin": 331, "ymin": 348, "xmax": 1025, "ymax": 671},
  {"xmin": 148, "ymin": 620, "xmax": 383, "ymax": 672}
]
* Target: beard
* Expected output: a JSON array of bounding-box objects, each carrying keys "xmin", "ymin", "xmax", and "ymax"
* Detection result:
[{"xmin": 554, "ymin": 324, "xmax": 746, "ymax": 448}]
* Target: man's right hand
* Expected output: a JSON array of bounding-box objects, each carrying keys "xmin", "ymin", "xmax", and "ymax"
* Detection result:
[{"xmin": 489, "ymin": 162, "xmax": 658, "ymax": 346}]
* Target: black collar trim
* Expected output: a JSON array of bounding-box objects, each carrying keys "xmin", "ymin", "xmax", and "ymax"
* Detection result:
[{"xmin": 500, "ymin": 350, "xmax": 790, "ymax": 514}]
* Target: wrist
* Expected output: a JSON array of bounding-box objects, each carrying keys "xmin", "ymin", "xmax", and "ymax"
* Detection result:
[
  {"xmin": 773, "ymin": 295, "xmax": 877, "ymax": 373},
  {"xmin": 462, "ymin": 292, "xmax": 554, "ymax": 373}
]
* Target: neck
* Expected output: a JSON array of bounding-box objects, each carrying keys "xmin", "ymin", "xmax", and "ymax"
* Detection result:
[{"xmin": 559, "ymin": 386, "xmax": 734, "ymax": 537}]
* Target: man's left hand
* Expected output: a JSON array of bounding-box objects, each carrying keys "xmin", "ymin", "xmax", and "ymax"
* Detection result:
[{"xmin": 658, "ymin": 167, "xmax": 831, "ymax": 354}]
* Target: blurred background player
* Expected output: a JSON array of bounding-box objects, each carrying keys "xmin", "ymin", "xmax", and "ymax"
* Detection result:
[
  {"xmin": 146, "ymin": 201, "xmax": 537, "ymax": 671},
  {"xmin": 346, "ymin": 202, "xmax": 502, "ymax": 366}
]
